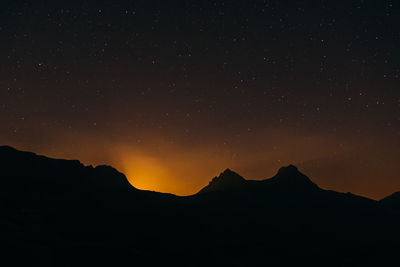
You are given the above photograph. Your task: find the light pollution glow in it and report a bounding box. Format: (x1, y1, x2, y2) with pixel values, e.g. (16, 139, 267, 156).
(2, 127, 399, 199)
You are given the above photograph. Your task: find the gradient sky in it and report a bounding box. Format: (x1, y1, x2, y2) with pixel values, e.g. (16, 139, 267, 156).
(1, 1, 399, 199)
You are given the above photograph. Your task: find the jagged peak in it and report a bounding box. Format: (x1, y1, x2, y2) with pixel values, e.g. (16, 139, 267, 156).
(220, 168, 241, 176)
(214, 168, 245, 182)
(197, 168, 246, 194)
(222, 168, 233, 173)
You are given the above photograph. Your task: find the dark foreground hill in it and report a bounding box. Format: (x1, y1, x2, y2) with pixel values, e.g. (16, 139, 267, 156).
(1, 146, 400, 266)
(380, 192, 400, 210)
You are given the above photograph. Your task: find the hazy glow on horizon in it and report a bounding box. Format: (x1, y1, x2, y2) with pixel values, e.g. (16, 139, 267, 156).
(3, 127, 399, 199)
(1, 2, 399, 200)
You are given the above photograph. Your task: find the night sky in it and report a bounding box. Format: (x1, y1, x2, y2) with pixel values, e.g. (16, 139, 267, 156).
(1, 1, 399, 199)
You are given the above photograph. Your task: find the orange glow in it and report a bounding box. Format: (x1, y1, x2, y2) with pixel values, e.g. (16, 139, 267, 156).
(112, 145, 231, 196)
(120, 154, 171, 192)
(4, 129, 400, 199)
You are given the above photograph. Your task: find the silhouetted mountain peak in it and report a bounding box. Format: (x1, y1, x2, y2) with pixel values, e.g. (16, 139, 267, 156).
(197, 168, 246, 194)
(271, 164, 318, 189)
(277, 164, 299, 174)
(221, 168, 237, 176)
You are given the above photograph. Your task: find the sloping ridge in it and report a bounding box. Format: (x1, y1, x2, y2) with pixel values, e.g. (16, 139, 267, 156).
(380, 191, 400, 210)
(0, 145, 136, 203)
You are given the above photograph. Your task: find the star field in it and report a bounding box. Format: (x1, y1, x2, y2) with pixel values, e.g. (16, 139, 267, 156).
(1, 1, 399, 198)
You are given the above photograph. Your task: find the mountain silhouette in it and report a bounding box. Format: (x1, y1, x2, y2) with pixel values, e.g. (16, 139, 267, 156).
(380, 191, 400, 210)
(197, 168, 246, 193)
(197, 165, 317, 194)
(1, 145, 400, 266)
(195, 163, 373, 212)
(272, 164, 318, 187)
(0, 145, 137, 208)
